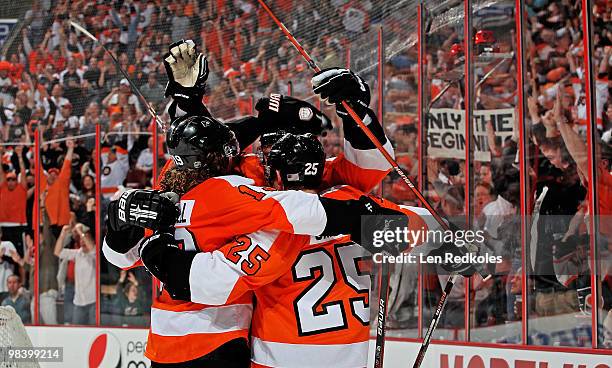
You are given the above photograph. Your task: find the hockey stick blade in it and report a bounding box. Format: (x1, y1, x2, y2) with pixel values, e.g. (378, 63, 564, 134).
(69, 21, 98, 43)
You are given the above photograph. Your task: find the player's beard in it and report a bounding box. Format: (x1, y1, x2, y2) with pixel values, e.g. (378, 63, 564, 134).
(159, 153, 231, 196)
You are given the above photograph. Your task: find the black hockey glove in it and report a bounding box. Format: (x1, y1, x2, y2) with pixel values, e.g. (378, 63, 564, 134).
(312, 67, 370, 116)
(139, 232, 196, 300)
(428, 222, 479, 277)
(312, 68, 387, 149)
(255, 95, 332, 145)
(107, 190, 180, 232)
(164, 39, 209, 104)
(319, 195, 409, 256)
(104, 218, 145, 254)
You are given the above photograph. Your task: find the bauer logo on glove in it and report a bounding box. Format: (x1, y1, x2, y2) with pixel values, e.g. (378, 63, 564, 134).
(108, 189, 180, 232)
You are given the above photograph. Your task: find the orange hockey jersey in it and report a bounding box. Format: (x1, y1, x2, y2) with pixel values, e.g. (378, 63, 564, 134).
(103, 175, 327, 363)
(185, 185, 439, 368)
(102, 134, 394, 363)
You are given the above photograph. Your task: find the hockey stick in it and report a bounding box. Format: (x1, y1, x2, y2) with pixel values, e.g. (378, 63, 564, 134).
(374, 259, 391, 368)
(255, 2, 489, 367)
(70, 21, 166, 131)
(412, 273, 458, 368)
(256, 0, 449, 233)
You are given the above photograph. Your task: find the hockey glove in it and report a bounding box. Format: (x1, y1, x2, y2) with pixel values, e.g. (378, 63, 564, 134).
(139, 232, 196, 300)
(104, 217, 145, 254)
(319, 195, 409, 256)
(255, 95, 332, 145)
(312, 68, 370, 117)
(107, 190, 180, 232)
(352, 196, 409, 256)
(429, 241, 478, 277)
(164, 39, 209, 103)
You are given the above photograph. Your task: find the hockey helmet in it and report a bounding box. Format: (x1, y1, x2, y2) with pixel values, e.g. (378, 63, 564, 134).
(166, 115, 240, 170)
(267, 133, 326, 189)
(257, 96, 332, 147)
(475, 30, 495, 45)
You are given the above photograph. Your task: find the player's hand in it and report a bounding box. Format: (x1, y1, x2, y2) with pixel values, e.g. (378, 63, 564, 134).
(352, 196, 409, 256)
(139, 232, 178, 280)
(255, 95, 332, 142)
(312, 67, 370, 109)
(107, 189, 180, 232)
(139, 231, 195, 301)
(430, 241, 478, 277)
(163, 39, 209, 100)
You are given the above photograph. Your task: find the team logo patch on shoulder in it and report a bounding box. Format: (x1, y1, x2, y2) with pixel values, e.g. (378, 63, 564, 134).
(299, 107, 313, 121)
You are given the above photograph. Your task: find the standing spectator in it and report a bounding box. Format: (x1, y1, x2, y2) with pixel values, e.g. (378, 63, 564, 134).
(41, 139, 74, 237)
(0, 146, 28, 260)
(0, 61, 15, 107)
(171, 7, 190, 41)
(102, 79, 142, 116)
(59, 59, 84, 108)
(113, 270, 145, 319)
(0, 239, 20, 301)
(53, 222, 95, 325)
(45, 84, 69, 126)
(135, 136, 154, 174)
(54, 102, 79, 136)
(101, 144, 129, 199)
(140, 73, 165, 107)
(1, 275, 31, 324)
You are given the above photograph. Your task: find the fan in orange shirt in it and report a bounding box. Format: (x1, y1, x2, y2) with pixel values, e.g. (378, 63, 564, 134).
(0, 145, 28, 257)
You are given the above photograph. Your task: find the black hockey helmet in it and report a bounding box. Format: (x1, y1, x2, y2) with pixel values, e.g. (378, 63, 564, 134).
(256, 95, 332, 147)
(166, 115, 240, 170)
(267, 133, 326, 189)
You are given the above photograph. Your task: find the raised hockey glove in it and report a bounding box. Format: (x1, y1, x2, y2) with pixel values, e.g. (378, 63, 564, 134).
(312, 68, 370, 117)
(164, 39, 209, 103)
(107, 190, 180, 232)
(139, 232, 196, 300)
(255, 95, 332, 145)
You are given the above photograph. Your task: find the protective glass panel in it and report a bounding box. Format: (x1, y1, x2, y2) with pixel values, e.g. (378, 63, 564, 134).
(37, 125, 97, 326)
(422, 0, 467, 341)
(469, 0, 521, 343)
(99, 127, 152, 328)
(0, 134, 34, 325)
(590, 0, 612, 350)
(523, 0, 593, 347)
(381, 4, 420, 338)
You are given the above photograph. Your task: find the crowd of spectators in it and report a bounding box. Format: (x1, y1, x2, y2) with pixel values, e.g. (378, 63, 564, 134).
(0, 0, 378, 327)
(380, 0, 611, 346)
(0, 0, 609, 347)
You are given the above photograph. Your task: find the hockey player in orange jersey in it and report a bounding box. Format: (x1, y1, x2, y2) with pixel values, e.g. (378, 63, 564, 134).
(139, 133, 478, 368)
(103, 40, 400, 367)
(159, 40, 395, 195)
